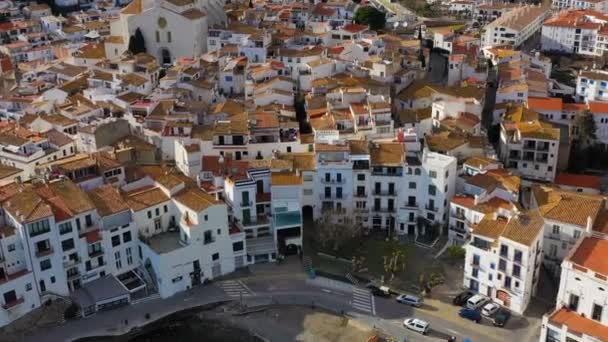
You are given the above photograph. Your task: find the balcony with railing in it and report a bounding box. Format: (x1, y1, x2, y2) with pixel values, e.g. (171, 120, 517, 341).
(353, 192, 367, 198)
(450, 225, 467, 234)
(453, 211, 465, 220)
(373, 190, 397, 197)
(2, 297, 24, 310)
(238, 214, 270, 227)
(66, 269, 80, 280)
(320, 178, 346, 184)
(240, 200, 253, 208)
(401, 202, 418, 210)
(373, 207, 396, 213)
(35, 247, 53, 258)
(63, 256, 80, 268)
(88, 248, 103, 258)
(425, 204, 438, 212)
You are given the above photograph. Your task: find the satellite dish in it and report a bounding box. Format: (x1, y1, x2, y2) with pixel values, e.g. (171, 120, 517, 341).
(402, 22, 408, 28)
(393, 22, 399, 29)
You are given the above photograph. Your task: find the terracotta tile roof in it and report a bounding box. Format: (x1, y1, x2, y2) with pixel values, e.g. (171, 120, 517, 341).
(36, 180, 95, 219)
(555, 173, 601, 191)
(124, 186, 170, 211)
(4, 189, 53, 223)
(0, 164, 22, 180)
(174, 187, 219, 212)
(533, 185, 605, 227)
(464, 156, 498, 169)
(121, 0, 143, 14)
(370, 142, 404, 166)
(550, 307, 608, 342)
(277, 152, 315, 171)
(87, 185, 130, 217)
(570, 236, 608, 275)
(501, 211, 543, 246)
(452, 195, 475, 208)
(472, 217, 508, 240)
(271, 171, 302, 186)
(349, 140, 369, 155)
(315, 142, 349, 152)
(342, 24, 368, 33)
(527, 97, 562, 112)
(588, 101, 608, 114)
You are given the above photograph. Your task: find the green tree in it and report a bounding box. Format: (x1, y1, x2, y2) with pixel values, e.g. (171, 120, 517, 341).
(354, 6, 386, 31)
(128, 28, 147, 55)
(446, 245, 466, 264)
(575, 109, 597, 148)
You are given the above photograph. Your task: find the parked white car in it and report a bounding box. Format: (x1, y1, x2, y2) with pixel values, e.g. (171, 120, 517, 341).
(481, 302, 500, 317)
(466, 294, 489, 310)
(403, 318, 430, 335)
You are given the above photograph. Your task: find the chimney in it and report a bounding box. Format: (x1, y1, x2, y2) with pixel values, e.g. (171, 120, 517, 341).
(586, 215, 593, 234)
(473, 194, 479, 205)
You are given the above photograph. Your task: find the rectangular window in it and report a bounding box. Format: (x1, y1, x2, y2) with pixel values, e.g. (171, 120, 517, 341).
(428, 185, 436, 196)
(164, 205, 168, 213)
(233, 241, 244, 252)
(569, 294, 579, 311)
(409, 182, 416, 189)
(429, 170, 437, 178)
(40, 259, 51, 271)
(512, 264, 521, 278)
(498, 259, 506, 271)
(155, 208, 160, 216)
(212, 252, 219, 261)
(85, 215, 92, 227)
(147, 211, 152, 219)
(593, 304, 603, 321)
(59, 222, 73, 235)
(552, 225, 560, 234)
(167, 31, 172, 43)
(357, 174, 365, 181)
(123, 231, 132, 243)
(156, 30, 159, 42)
(61, 238, 74, 252)
(126, 247, 133, 265)
(28, 220, 50, 237)
(115, 251, 122, 270)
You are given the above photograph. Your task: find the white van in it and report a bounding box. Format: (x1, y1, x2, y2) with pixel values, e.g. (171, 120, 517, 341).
(466, 294, 489, 310)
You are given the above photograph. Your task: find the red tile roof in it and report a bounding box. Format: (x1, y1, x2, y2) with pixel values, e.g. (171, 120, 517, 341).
(342, 24, 368, 33)
(550, 307, 608, 342)
(452, 195, 475, 208)
(527, 97, 562, 111)
(555, 173, 601, 190)
(569, 236, 608, 276)
(589, 101, 608, 114)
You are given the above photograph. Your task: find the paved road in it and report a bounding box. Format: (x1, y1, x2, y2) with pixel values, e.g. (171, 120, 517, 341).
(22, 261, 542, 342)
(240, 274, 538, 342)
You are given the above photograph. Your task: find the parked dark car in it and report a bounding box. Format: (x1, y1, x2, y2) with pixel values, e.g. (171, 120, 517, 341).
(493, 308, 511, 327)
(367, 285, 391, 297)
(459, 308, 481, 323)
(452, 291, 474, 306)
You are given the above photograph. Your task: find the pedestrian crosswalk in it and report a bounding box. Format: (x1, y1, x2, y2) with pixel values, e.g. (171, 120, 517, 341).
(217, 280, 254, 298)
(352, 287, 375, 315)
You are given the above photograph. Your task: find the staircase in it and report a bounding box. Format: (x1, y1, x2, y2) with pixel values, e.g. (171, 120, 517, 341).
(346, 273, 359, 286)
